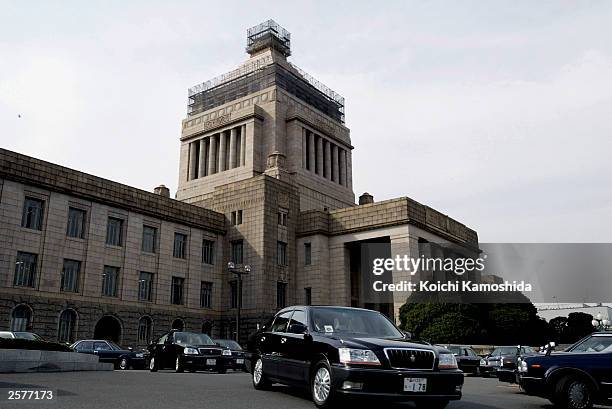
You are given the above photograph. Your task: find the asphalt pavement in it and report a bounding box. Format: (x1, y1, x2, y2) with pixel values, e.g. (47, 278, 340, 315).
(0, 370, 607, 409)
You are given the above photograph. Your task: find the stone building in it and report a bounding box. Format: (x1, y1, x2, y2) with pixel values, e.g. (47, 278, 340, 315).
(0, 20, 478, 347)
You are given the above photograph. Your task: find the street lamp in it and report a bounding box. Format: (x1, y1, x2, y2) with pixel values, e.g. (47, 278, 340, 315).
(228, 262, 251, 343)
(591, 313, 611, 332)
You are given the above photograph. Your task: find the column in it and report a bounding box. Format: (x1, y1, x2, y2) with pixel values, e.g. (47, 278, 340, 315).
(188, 142, 197, 180)
(219, 130, 227, 172)
(302, 128, 307, 170)
(324, 140, 331, 180)
(332, 144, 339, 183)
(208, 134, 217, 175)
(308, 131, 315, 173)
(229, 127, 237, 169)
(339, 148, 346, 186)
(316, 135, 324, 176)
(198, 138, 207, 177)
(240, 124, 246, 166)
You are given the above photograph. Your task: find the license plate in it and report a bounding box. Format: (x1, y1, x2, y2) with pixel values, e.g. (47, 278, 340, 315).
(206, 359, 216, 366)
(236, 359, 244, 364)
(404, 378, 427, 392)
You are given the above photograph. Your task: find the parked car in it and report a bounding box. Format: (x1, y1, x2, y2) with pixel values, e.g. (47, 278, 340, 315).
(479, 345, 531, 379)
(148, 331, 231, 373)
(71, 339, 146, 370)
(246, 306, 463, 408)
(518, 332, 612, 409)
(215, 339, 247, 371)
(0, 331, 45, 341)
(439, 345, 481, 375)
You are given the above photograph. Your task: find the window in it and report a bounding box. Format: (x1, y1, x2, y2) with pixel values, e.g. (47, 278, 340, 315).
(142, 226, 157, 253)
(94, 341, 111, 351)
(14, 252, 37, 287)
(66, 207, 86, 238)
(21, 197, 44, 230)
(271, 310, 292, 333)
(138, 272, 153, 302)
(202, 239, 214, 264)
(74, 340, 93, 353)
(61, 259, 80, 293)
(11, 305, 31, 331)
(231, 240, 243, 264)
(200, 281, 213, 308)
(58, 309, 77, 343)
(277, 241, 287, 266)
(105, 217, 123, 246)
(305, 287, 312, 306)
(171, 277, 184, 305)
(288, 310, 307, 333)
(138, 316, 152, 344)
(101, 266, 119, 297)
(277, 282, 287, 309)
(231, 210, 243, 225)
(173, 233, 187, 259)
(278, 210, 288, 226)
(230, 280, 238, 309)
(304, 243, 312, 266)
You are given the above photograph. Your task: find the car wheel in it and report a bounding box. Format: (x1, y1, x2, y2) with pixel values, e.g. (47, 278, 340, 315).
(252, 358, 271, 390)
(554, 376, 593, 409)
(149, 356, 158, 372)
(311, 360, 335, 408)
(416, 399, 449, 409)
(118, 357, 129, 370)
(175, 356, 184, 373)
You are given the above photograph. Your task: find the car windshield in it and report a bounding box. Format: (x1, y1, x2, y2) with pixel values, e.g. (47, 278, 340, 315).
(492, 347, 518, 356)
(174, 332, 215, 346)
(14, 332, 42, 341)
(447, 346, 463, 355)
(215, 340, 241, 350)
(568, 335, 612, 353)
(310, 307, 403, 339)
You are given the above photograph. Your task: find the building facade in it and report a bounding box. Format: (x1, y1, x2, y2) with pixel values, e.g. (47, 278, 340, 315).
(0, 20, 478, 347)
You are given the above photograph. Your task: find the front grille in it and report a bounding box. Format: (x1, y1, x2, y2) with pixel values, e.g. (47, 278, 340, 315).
(198, 348, 220, 355)
(384, 348, 435, 370)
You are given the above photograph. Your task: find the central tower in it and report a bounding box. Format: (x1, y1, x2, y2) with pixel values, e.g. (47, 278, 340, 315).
(176, 20, 355, 211)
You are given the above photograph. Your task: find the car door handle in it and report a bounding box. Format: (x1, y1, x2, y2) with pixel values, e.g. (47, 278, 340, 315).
(281, 337, 287, 344)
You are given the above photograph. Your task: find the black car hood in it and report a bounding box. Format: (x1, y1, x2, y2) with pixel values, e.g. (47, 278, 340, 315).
(320, 335, 435, 351)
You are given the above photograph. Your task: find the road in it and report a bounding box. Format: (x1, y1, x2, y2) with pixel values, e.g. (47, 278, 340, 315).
(0, 371, 607, 409)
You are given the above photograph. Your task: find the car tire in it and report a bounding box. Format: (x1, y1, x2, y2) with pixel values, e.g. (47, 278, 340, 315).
(175, 356, 184, 373)
(118, 357, 129, 370)
(416, 399, 449, 409)
(553, 375, 594, 409)
(149, 356, 158, 372)
(311, 360, 336, 408)
(252, 357, 271, 390)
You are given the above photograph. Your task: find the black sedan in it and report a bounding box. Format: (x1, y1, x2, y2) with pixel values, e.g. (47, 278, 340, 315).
(148, 331, 231, 373)
(246, 306, 463, 408)
(519, 332, 612, 409)
(441, 345, 481, 375)
(215, 339, 247, 371)
(71, 339, 146, 369)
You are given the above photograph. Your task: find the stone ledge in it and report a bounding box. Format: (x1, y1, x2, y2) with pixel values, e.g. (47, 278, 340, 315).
(0, 349, 114, 373)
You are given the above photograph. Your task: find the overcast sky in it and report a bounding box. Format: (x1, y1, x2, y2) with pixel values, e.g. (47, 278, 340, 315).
(1, 1, 611, 243)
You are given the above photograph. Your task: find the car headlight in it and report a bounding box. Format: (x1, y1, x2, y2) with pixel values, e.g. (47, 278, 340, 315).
(183, 347, 199, 355)
(479, 358, 486, 366)
(518, 360, 528, 373)
(222, 349, 232, 356)
(338, 348, 381, 365)
(438, 353, 458, 369)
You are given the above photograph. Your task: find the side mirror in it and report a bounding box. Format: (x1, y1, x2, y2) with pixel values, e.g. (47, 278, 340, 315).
(402, 331, 412, 340)
(128, 347, 133, 351)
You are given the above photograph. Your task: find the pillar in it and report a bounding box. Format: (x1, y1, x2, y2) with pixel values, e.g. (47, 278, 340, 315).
(229, 127, 237, 169)
(339, 148, 346, 186)
(188, 142, 197, 180)
(332, 144, 339, 183)
(316, 135, 324, 176)
(219, 130, 227, 172)
(324, 140, 331, 180)
(208, 135, 217, 175)
(308, 131, 315, 173)
(241, 124, 246, 166)
(199, 138, 207, 177)
(302, 128, 308, 170)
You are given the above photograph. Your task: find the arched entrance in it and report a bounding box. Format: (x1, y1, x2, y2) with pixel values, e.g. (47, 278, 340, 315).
(94, 315, 122, 343)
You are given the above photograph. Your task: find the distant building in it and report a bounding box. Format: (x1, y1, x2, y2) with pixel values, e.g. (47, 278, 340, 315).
(0, 20, 478, 346)
(537, 305, 611, 322)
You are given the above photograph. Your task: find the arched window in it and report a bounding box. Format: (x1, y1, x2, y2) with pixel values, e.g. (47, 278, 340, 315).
(11, 305, 32, 331)
(58, 309, 77, 343)
(138, 316, 153, 344)
(171, 318, 184, 331)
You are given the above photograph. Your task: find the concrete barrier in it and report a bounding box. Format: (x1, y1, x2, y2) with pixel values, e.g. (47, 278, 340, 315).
(0, 349, 114, 373)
